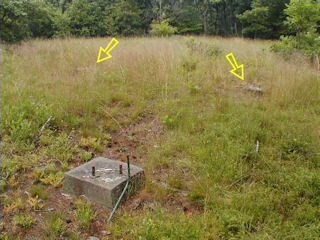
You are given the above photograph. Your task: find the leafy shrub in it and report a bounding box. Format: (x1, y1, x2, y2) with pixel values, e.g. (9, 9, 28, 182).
(299, 32, 320, 58)
(151, 20, 177, 37)
(271, 36, 298, 58)
(206, 44, 223, 57)
(185, 37, 222, 57)
(272, 0, 320, 62)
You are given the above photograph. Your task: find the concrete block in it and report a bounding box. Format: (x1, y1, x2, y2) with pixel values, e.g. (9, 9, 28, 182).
(63, 157, 145, 210)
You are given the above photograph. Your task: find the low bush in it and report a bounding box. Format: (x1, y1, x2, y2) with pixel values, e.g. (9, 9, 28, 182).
(151, 20, 177, 37)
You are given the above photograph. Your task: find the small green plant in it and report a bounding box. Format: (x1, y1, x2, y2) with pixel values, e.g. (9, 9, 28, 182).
(30, 184, 48, 200)
(151, 20, 176, 37)
(0, 180, 6, 191)
(46, 212, 67, 238)
(74, 199, 97, 231)
(186, 82, 201, 94)
(162, 111, 181, 129)
(2, 99, 53, 144)
(79, 137, 104, 153)
(40, 171, 64, 187)
(79, 151, 93, 162)
(281, 137, 311, 161)
(4, 196, 25, 213)
(168, 175, 184, 190)
(0, 233, 8, 240)
(206, 44, 222, 57)
(32, 169, 46, 181)
(27, 195, 44, 210)
(181, 58, 197, 72)
(48, 133, 76, 164)
(31, 165, 64, 187)
(13, 214, 34, 228)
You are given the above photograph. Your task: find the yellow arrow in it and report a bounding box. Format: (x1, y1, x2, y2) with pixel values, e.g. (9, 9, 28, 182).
(97, 38, 119, 63)
(226, 53, 244, 80)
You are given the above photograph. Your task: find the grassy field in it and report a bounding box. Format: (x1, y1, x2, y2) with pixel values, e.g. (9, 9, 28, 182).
(1, 36, 320, 240)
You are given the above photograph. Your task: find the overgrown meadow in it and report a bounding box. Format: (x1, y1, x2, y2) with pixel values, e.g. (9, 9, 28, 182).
(1, 37, 320, 239)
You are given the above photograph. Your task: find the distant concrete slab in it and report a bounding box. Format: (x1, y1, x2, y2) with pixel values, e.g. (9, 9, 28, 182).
(62, 157, 145, 210)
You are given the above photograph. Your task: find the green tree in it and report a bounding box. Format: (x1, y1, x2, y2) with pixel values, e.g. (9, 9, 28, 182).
(0, 0, 29, 42)
(105, 0, 146, 36)
(51, 9, 71, 38)
(272, 0, 320, 69)
(285, 0, 320, 46)
(26, 1, 57, 38)
(238, 3, 270, 38)
(0, 0, 62, 42)
(66, 0, 107, 37)
(239, 0, 290, 39)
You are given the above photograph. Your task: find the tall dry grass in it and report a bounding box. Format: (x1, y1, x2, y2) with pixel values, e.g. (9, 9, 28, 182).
(2, 36, 320, 239)
(3, 37, 319, 123)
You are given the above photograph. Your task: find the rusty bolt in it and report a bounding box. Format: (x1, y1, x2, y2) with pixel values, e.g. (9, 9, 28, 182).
(92, 166, 95, 176)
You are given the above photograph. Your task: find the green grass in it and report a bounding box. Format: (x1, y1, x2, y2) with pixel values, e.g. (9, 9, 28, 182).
(73, 199, 97, 231)
(1, 37, 320, 239)
(45, 212, 67, 239)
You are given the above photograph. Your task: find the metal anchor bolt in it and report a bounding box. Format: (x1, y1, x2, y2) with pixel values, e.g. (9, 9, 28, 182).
(92, 165, 95, 177)
(119, 164, 123, 174)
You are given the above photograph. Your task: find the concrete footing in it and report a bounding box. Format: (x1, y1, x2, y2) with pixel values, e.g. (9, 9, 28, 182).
(62, 157, 145, 210)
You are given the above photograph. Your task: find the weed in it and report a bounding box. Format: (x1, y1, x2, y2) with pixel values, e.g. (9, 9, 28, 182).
(40, 171, 64, 187)
(32, 169, 46, 181)
(162, 111, 181, 129)
(13, 214, 34, 228)
(79, 151, 93, 162)
(181, 58, 197, 72)
(2, 99, 53, 144)
(29, 184, 48, 200)
(32, 165, 64, 187)
(27, 195, 45, 210)
(47, 133, 76, 167)
(111, 207, 206, 239)
(168, 175, 184, 190)
(45, 212, 67, 238)
(0, 180, 6, 191)
(79, 137, 104, 153)
(3, 196, 25, 213)
(73, 199, 97, 231)
(186, 82, 201, 94)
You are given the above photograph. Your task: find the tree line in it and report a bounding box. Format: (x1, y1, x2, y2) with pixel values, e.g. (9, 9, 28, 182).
(1, 0, 319, 53)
